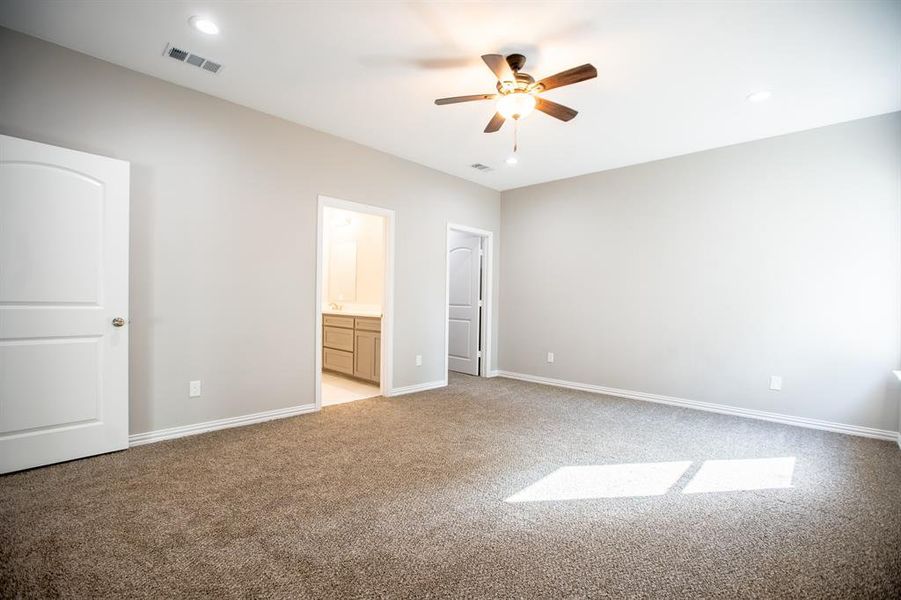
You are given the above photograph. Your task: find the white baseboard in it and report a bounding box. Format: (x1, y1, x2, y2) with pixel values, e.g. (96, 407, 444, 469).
(387, 379, 446, 397)
(486, 369, 499, 378)
(497, 370, 899, 442)
(129, 403, 318, 447)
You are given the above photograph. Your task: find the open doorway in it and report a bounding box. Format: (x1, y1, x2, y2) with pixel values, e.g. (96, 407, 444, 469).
(446, 224, 493, 379)
(316, 196, 395, 407)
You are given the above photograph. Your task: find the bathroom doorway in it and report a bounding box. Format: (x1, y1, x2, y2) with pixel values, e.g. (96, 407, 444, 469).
(315, 196, 394, 407)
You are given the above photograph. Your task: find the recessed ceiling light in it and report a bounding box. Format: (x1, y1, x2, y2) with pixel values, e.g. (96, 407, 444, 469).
(746, 90, 772, 103)
(189, 16, 219, 35)
(506, 156, 518, 165)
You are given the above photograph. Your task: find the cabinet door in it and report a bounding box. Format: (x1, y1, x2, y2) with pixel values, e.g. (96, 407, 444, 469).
(354, 330, 377, 381)
(373, 334, 381, 384)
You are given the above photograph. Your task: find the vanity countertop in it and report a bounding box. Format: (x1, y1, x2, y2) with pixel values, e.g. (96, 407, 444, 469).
(323, 309, 382, 318)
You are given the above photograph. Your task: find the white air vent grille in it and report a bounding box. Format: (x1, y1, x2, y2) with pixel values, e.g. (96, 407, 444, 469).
(470, 163, 493, 172)
(163, 43, 223, 74)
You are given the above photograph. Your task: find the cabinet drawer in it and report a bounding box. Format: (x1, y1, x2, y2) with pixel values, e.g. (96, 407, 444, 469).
(323, 314, 355, 329)
(323, 347, 354, 376)
(323, 326, 354, 351)
(355, 317, 381, 332)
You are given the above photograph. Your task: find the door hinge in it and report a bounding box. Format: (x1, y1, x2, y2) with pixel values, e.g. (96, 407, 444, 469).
(479, 249, 484, 256)
(478, 300, 483, 307)
(477, 351, 482, 358)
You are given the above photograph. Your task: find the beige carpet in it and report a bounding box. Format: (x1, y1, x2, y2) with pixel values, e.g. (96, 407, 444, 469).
(2, 374, 900, 598)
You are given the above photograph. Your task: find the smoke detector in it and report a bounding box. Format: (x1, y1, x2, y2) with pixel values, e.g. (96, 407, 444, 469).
(163, 43, 222, 74)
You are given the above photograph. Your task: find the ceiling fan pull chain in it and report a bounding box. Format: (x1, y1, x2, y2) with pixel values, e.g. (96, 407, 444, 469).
(513, 119, 519, 154)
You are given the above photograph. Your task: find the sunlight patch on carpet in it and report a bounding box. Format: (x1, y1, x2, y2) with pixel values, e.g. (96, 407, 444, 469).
(506, 457, 796, 502)
(505, 462, 692, 502)
(681, 457, 795, 494)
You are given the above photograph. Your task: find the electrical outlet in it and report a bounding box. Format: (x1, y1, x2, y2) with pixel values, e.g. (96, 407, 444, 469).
(547, 352, 555, 363)
(415, 354, 422, 367)
(769, 376, 782, 391)
(189, 380, 202, 397)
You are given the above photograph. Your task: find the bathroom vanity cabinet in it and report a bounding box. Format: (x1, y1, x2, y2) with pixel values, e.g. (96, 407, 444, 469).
(322, 313, 381, 383)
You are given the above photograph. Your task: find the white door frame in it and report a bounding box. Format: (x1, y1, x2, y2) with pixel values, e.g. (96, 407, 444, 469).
(445, 223, 494, 380)
(315, 195, 395, 409)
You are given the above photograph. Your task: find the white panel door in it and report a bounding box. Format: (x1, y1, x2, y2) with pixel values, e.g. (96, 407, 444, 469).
(0, 135, 129, 473)
(448, 232, 481, 375)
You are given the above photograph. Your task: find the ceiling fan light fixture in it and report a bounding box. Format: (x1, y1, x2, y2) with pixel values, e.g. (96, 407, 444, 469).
(497, 92, 536, 120)
(433, 53, 596, 133)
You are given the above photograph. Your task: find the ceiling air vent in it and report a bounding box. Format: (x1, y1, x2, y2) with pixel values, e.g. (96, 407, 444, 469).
(163, 43, 223, 74)
(167, 46, 189, 61)
(470, 163, 493, 172)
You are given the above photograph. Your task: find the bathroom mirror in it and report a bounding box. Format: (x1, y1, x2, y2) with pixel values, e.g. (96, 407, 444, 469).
(328, 240, 357, 302)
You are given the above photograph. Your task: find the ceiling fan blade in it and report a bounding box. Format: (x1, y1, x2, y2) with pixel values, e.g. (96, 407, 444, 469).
(536, 64, 597, 92)
(535, 97, 578, 122)
(434, 94, 497, 105)
(484, 112, 505, 133)
(481, 54, 515, 83)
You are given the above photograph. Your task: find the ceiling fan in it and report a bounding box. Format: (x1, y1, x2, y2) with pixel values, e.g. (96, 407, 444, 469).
(434, 53, 597, 133)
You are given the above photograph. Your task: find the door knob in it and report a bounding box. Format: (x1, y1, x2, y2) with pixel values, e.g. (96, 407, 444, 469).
(112, 317, 126, 327)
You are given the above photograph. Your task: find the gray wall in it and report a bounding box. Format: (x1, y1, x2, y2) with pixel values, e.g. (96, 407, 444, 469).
(0, 28, 501, 435)
(500, 112, 901, 432)
(4, 26, 898, 437)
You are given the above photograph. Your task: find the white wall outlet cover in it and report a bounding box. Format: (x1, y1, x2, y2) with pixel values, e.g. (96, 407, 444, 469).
(415, 354, 422, 366)
(547, 352, 555, 363)
(189, 380, 202, 397)
(769, 376, 783, 391)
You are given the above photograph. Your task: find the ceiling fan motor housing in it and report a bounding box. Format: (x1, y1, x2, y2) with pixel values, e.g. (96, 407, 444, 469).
(506, 53, 527, 72)
(496, 72, 535, 94)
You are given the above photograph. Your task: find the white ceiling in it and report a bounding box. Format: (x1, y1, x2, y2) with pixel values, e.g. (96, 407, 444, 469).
(1, 1, 899, 191)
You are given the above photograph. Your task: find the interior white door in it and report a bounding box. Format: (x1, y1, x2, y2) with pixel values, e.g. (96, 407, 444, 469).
(448, 231, 481, 376)
(0, 135, 130, 474)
